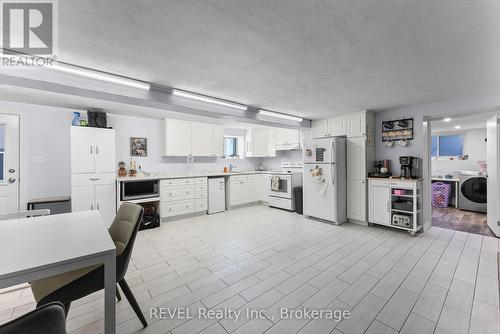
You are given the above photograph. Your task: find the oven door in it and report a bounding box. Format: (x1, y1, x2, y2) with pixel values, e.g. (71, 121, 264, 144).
(268, 174, 292, 199)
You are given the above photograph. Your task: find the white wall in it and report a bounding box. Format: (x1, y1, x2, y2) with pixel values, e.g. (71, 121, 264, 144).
(431, 128, 487, 176)
(261, 150, 302, 170)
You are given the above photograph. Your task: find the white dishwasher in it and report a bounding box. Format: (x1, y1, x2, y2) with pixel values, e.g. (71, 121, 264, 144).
(208, 177, 226, 214)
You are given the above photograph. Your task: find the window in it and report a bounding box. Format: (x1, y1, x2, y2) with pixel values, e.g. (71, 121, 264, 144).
(431, 134, 463, 157)
(224, 137, 238, 157)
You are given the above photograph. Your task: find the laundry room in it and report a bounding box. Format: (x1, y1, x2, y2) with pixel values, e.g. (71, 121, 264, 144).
(430, 113, 492, 236)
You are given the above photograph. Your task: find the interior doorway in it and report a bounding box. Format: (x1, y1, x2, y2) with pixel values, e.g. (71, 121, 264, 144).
(428, 113, 495, 237)
(0, 114, 20, 213)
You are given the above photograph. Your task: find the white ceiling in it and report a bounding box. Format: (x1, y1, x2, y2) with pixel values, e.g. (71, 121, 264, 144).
(431, 113, 491, 132)
(9, 1, 500, 119)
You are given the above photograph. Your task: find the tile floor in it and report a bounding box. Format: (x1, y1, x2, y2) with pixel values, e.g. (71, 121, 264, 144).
(0, 205, 498, 334)
(432, 207, 494, 237)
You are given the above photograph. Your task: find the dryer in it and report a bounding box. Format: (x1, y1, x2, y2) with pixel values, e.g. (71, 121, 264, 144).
(458, 171, 487, 213)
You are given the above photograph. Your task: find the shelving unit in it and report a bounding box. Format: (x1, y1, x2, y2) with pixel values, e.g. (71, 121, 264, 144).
(368, 178, 423, 235)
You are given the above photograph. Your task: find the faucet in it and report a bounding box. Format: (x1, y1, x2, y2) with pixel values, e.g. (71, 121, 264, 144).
(229, 164, 236, 172)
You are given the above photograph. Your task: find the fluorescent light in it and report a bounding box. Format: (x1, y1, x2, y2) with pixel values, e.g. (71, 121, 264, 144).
(51, 63, 150, 90)
(258, 109, 303, 122)
(454, 125, 461, 129)
(443, 117, 452, 122)
(172, 89, 247, 110)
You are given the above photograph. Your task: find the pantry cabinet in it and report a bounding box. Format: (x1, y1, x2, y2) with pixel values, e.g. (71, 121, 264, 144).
(71, 127, 116, 227)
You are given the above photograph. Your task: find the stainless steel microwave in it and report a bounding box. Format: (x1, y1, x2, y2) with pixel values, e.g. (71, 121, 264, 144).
(121, 179, 159, 201)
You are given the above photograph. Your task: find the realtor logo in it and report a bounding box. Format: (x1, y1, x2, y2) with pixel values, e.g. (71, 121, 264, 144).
(1, 1, 56, 55)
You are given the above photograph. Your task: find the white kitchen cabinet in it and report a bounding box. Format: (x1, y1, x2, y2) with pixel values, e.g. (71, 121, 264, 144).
(162, 119, 192, 156)
(347, 179, 366, 222)
(95, 184, 116, 226)
(71, 127, 116, 227)
(328, 117, 347, 136)
(246, 128, 275, 157)
(159, 177, 207, 218)
(312, 119, 328, 138)
(228, 174, 266, 206)
(71, 127, 115, 174)
(368, 184, 391, 225)
(347, 112, 366, 137)
(71, 185, 94, 212)
(212, 126, 224, 157)
(191, 122, 213, 157)
(275, 128, 300, 149)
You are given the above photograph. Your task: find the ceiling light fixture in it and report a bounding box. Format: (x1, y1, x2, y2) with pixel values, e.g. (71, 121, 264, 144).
(258, 109, 303, 122)
(454, 125, 461, 129)
(443, 117, 452, 122)
(172, 89, 247, 110)
(51, 62, 151, 90)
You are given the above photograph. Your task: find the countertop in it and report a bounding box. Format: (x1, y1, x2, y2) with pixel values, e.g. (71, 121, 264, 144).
(367, 177, 424, 182)
(116, 170, 288, 181)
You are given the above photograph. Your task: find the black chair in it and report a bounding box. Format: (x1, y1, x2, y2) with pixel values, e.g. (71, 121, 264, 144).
(0, 302, 67, 334)
(30, 203, 148, 327)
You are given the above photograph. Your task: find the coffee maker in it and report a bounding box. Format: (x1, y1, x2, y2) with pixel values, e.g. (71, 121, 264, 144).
(399, 156, 420, 179)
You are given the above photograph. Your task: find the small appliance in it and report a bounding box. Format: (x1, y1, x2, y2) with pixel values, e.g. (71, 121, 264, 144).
(208, 177, 226, 214)
(392, 214, 412, 228)
(399, 156, 420, 179)
(121, 179, 159, 201)
(87, 111, 108, 128)
(368, 160, 392, 178)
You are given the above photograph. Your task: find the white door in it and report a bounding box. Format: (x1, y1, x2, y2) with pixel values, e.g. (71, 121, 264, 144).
(486, 114, 500, 236)
(369, 185, 390, 225)
(347, 138, 366, 180)
(347, 179, 366, 221)
(212, 126, 224, 157)
(191, 122, 213, 156)
(71, 185, 94, 212)
(0, 114, 19, 213)
(252, 129, 269, 157)
(229, 179, 242, 206)
(71, 127, 95, 173)
(94, 129, 115, 173)
(95, 184, 116, 227)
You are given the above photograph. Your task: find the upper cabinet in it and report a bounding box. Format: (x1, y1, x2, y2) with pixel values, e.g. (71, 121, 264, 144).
(311, 111, 373, 139)
(71, 127, 115, 174)
(246, 128, 276, 157)
(162, 119, 223, 157)
(275, 128, 300, 150)
(163, 119, 192, 156)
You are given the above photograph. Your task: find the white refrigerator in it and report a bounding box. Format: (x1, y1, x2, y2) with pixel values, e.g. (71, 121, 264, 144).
(303, 137, 346, 224)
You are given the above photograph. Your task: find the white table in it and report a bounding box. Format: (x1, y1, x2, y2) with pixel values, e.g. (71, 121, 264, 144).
(0, 211, 116, 333)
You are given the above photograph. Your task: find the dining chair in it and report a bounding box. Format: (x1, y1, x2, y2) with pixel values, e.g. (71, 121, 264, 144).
(30, 202, 148, 327)
(0, 302, 67, 334)
(0, 209, 50, 221)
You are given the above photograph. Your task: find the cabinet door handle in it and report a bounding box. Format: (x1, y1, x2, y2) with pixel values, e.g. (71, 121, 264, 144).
(96, 203, 99, 210)
(96, 146, 99, 155)
(90, 146, 93, 154)
(89, 178, 100, 181)
(387, 201, 390, 212)
(91, 204, 94, 210)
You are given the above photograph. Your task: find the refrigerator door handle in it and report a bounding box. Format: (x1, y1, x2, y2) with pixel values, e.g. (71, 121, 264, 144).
(331, 163, 335, 187)
(330, 139, 335, 163)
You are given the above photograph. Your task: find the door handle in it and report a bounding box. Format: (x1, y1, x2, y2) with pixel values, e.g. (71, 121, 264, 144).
(8, 177, 16, 183)
(90, 146, 93, 154)
(8, 169, 15, 173)
(89, 178, 100, 181)
(96, 203, 99, 210)
(96, 146, 99, 155)
(91, 204, 94, 210)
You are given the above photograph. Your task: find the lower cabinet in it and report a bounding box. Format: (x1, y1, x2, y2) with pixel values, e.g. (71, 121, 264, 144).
(228, 174, 266, 206)
(160, 177, 207, 218)
(71, 173, 116, 227)
(368, 184, 391, 225)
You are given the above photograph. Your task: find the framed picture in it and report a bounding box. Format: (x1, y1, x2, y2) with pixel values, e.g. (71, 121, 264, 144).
(130, 137, 147, 156)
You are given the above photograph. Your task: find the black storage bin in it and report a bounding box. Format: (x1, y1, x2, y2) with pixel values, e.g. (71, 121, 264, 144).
(294, 186, 303, 214)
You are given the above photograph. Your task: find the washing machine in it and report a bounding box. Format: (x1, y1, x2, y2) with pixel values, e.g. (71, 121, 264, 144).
(458, 171, 487, 213)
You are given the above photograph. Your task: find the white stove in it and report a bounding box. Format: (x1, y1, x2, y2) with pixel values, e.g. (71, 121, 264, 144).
(267, 162, 303, 211)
